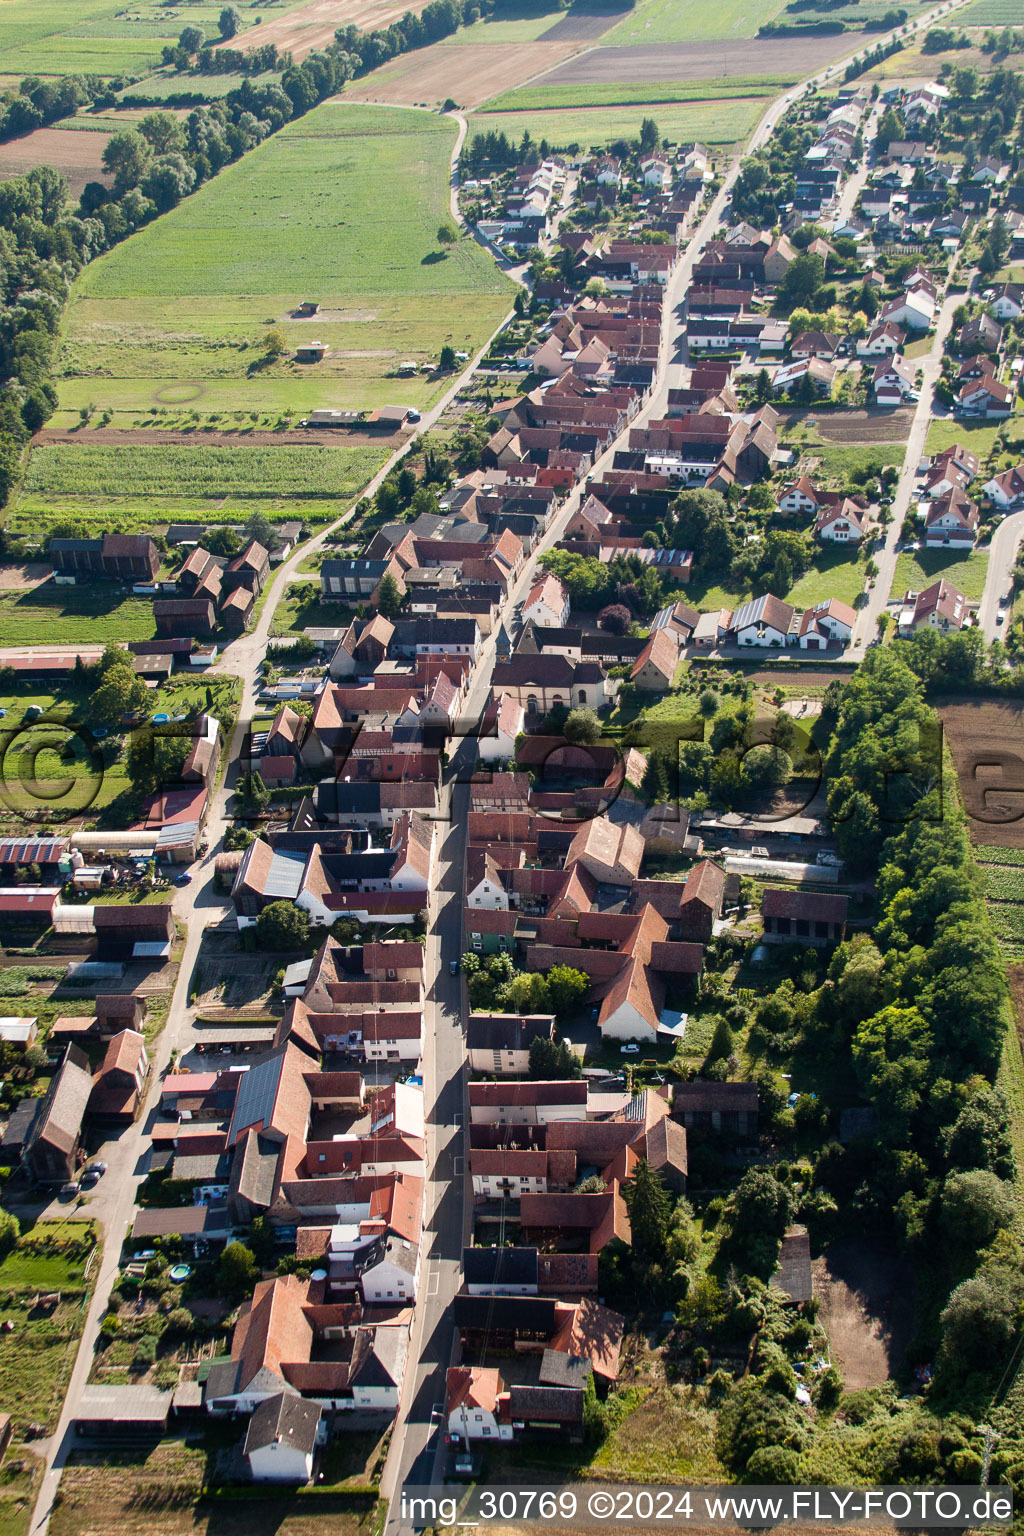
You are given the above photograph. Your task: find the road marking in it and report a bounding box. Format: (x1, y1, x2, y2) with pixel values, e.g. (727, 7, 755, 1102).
(452, 1111, 462, 1126)
(428, 1268, 440, 1296)
(453, 1155, 463, 1175)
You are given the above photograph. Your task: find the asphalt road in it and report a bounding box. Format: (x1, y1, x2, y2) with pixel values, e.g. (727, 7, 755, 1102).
(851, 286, 966, 656)
(979, 509, 1024, 642)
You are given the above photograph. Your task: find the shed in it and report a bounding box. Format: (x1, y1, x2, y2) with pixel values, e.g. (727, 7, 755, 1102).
(76, 1384, 172, 1440)
(771, 1226, 813, 1304)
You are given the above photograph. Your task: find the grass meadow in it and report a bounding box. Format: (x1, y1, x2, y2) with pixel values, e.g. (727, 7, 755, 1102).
(892, 545, 990, 602)
(478, 76, 791, 112)
(466, 96, 764, 150)
(603, 0, 789, 45)
(0, 0, 250, 76)
(58, 104, 513, 429)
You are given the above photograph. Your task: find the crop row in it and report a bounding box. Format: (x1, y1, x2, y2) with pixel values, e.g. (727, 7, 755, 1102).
(24, 443, 388, 502)
(983, 867, 1024, 902)
(986, 901, 1024, 944)
(976, 844, 1024, 868)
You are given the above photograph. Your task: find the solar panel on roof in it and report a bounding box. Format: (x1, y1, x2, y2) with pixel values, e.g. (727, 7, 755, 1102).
(228, 1052, 284, 1144)
(265, 850, 305, 899)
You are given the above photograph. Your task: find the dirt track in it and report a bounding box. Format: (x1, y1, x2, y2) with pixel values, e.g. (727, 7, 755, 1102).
(31, 426, 405, 449)
(536, 34, 857, 83)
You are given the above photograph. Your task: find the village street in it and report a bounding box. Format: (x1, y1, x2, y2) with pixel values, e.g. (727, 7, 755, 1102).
(850, 284, 965, 655)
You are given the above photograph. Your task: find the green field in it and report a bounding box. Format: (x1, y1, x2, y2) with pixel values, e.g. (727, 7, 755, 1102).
(14, 441, 390, 534)
(58, 104, 514, 429)
(786, 548, 867, 609)
(0, 0, 291, 76)
(958, 0, 1022, 20)
(478, 77, 791, 112)
(925, 419, 1005, 461)
(447, 0, 568, 44)
(893, 546, 990, 601)
(604, 0, 789, 45)
(115, 69, 284, 100)
(0, 587, 158, 647)
(466, 97, 763, 150)
(805, 440, 905, 482)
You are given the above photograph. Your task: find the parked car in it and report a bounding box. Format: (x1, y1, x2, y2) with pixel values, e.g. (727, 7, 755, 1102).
(620, 1043, 640, 1055)
(449, 959, 459, 976)
(59, 1182, 80, 1199)
(174, 872, 192, 886)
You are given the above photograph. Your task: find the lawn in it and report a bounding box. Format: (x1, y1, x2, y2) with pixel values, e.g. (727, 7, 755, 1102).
(925, 419, 1005, 461)
(58, 103, 514, 427)
(478, 76, 789, 111)
(0, 586, 157, 647)
(15, 442, 390, 534)
(603, 0, 789, 45)
(271, 581, 355, 635)
(786, 547, 867, 609)
(892, 545, 990, 601)
(466, 96, 764, 149)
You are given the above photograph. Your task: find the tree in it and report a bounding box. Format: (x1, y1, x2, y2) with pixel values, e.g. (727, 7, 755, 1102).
(563, 708, 600, 746)
(546, 964, 589, 1013)
(178, 23, 205, 52)
(940, 1169, 1014, 1249)
(597, 603, 631, 635)
(219, 1240, 259, 1300)
(436, 222, 456, 246)
(125, 730, 190, 796)
(142, 153, 195, 213)
(91, 648, 148, 730)
(238, 770, 270, 812)
(852, 1005, 932, 1139)
(263, 327, 288, 358)
(255, 900, 311, 951)
(940, 1273, 1018, 1374)
(101, 130, 151, 194)
(218, 4, 242, 37)
(730, 1168, 794, 1238)
(0, 1209, 19, 1263)
(529, 1033, 581, 1079)
(138, 111, 185, 155)
(439, 344, 456, 371)
(699, 689, 720, 718)
(780, 252, 825, 310)
(376, 572, 402, 619)
(622, 1158, 671, 1263)
(244, 510, 276, 550)
(639, 116, 660, 154)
